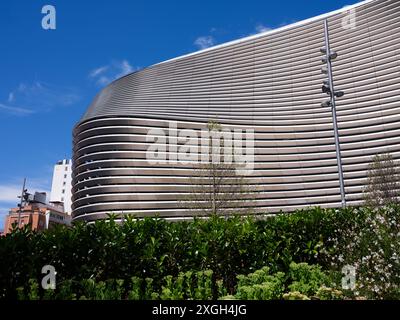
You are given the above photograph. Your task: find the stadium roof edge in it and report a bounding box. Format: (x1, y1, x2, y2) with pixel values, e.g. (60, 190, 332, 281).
(153, 0, 376, 66)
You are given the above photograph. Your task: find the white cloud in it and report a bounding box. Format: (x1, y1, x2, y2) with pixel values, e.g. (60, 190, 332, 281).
(0, 208, 10, 215)
(0, 103, 34, 116)
(2, 81, 80, 115)
(194, 36, 215, 50)
(89, 66, 109, 78)
(0, 185, 23, 202)
(118, 59, 135, 75)
(97, 76, 111, 86)
(0, 207, 11, 231)
(0, 181, 51, 203)
(255, 24, 272, 33)
(89, 60, 138, 86)
(7, 92, 14, 102)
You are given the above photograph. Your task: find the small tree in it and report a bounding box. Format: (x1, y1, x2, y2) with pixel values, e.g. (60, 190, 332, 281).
(364, 153, 400, 207)
(183, 121, 254, 216)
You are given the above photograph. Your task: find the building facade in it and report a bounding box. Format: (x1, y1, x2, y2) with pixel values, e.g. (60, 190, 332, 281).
(72, 0, 400, 222)
(50, 159, 72, 214)
(3, 195, 71, 235)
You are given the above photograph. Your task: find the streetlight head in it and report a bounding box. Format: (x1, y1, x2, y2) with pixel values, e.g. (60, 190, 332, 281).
(335, 91, 345, 98)
(321, 57, 327, 64)
(322, 85, 331, 94)
(330, 51, 338, 59)
(321, 66, 328, 74)
(320, 47, 327, 54)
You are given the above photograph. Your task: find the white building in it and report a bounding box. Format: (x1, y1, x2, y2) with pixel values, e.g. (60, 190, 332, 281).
(50, 159, 72, 214)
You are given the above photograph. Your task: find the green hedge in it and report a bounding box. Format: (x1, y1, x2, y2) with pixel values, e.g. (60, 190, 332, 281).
(1, 206, 399, 299)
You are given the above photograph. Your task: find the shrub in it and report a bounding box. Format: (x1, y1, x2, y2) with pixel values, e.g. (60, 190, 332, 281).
(326, 206, 400, 299)
(1, 206, 399, 299)
(14, 264, 339, 300)
(283, 292, 310, 300)
(315, 286, 343, 300)
(232, 262, 334, 300)
(288, 262, 329, 296)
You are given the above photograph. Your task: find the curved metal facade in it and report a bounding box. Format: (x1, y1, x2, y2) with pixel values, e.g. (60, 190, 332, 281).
(73, 0, 400, 222)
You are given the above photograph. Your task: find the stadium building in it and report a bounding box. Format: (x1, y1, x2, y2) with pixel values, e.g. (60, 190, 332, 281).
(72, 0, 400, 222)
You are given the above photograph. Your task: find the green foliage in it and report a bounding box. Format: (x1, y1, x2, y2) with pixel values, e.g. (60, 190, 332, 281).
(144, 278, 158, 300)
(127, 277, 142, 300)
(315, 286, 343, 300)
(235, 282, 283, 300)
(288, 262, 329, 296)
(327, 206, 400, 299)
(233, 262, 332, 300)
(27, 279, 40, 300)
(1, 206, 400, 300)
(13, 264, 338, 300)
(158, 270, 215, 300)
(56, 280, 77, 300)
(78, 278, 124, 300)
(216, 279, 228, 298)
(282, 292, 310, 300)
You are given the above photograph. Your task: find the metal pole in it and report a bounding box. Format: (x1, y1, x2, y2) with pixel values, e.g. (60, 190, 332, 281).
(324, 19, 346, 207)
(17, 178, 26, 228)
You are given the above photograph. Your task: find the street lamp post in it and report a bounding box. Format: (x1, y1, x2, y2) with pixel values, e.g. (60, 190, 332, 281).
(321, 19, 346, 208)
(17, 178, 27, 228)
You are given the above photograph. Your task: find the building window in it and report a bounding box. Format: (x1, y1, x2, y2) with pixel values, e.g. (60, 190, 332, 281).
(65, 166, 68, 171)
(62, 189, 65, 194)
(64, 174, 67, 178)
(63, 181, 66, 186)
(61, 197, 64, 201)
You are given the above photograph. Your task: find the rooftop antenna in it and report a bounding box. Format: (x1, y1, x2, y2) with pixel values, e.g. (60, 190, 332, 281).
(17, 178, 27, 228)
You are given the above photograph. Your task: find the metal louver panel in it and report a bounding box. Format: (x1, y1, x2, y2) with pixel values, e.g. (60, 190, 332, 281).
(72, 0, 400, 222)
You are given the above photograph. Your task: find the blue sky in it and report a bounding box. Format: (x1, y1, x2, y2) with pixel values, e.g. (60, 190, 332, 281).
(0, 0, 361, 229)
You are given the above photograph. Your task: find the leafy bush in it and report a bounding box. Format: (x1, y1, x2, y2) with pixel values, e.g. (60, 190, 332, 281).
(235, 267, 285, 300)
(231, 262, 334, 300)
(15, 263, 338, 300)
(326, 206, 400, 299)
(282, 292, 310, 300)
(315, 286, 343, 300)
(288, 262, 329, 296)
(1, 206, 399, 299)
